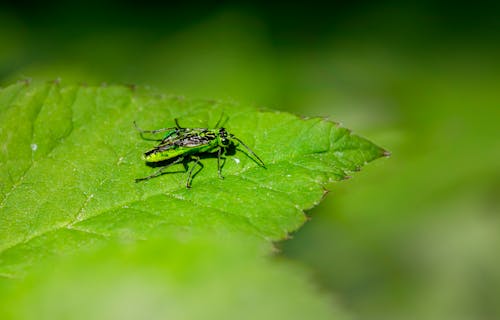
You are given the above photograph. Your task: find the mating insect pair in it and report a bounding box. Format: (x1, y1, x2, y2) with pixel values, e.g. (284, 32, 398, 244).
(134, 115, 266, 188)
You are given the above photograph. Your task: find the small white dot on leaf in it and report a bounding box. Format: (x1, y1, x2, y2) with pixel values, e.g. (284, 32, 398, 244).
(233, 158, 240, 164)
(31, 143, 38, 151)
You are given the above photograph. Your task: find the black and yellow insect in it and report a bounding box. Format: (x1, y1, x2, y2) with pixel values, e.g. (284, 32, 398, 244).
(134, 116, 265, 188)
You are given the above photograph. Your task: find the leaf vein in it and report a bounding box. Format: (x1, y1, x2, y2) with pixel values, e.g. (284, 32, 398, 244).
(163, 193, 268, 240)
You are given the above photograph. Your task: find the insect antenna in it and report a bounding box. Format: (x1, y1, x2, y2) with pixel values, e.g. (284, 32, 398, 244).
(213, 112, 229, 128)
(232, 136, 266, 168)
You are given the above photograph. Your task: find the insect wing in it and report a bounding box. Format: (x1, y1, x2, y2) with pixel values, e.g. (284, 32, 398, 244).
(144, 129, 217, 162)
(174, 129, 217, 147)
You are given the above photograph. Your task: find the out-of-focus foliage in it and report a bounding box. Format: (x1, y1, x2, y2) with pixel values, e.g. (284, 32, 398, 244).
(1, 1, 499, 319)
(1, 234, 347, 320)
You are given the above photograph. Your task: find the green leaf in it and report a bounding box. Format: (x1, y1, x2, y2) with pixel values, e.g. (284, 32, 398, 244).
(0, 81, 387, 278)
(0, 80, 387, 319)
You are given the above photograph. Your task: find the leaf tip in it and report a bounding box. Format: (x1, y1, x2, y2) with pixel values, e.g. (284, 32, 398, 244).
(125, 83, 138, 91)
(50, 77, 61, 85)
(18, 78, 32, 86)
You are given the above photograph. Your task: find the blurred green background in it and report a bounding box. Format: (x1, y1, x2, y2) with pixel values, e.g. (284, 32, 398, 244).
(1, 1, 499, 319)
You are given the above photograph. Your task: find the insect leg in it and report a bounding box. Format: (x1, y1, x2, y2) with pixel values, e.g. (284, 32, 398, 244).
(135, 157, 184, 182)
(133, 121, 177, 135)
(174, 118, 184, 129)
(186, 156, 204, 188)
(217, 147, 225, 179)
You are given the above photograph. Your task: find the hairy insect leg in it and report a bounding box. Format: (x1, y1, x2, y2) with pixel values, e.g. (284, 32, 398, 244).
(217, 147, 225, 179)
(135, 157, 184, 182)
(186, 156, 204, 188)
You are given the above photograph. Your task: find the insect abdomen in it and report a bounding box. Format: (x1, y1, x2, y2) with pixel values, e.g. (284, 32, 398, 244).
(143, 144, 217, 163)
(143, 147, 182, 162)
